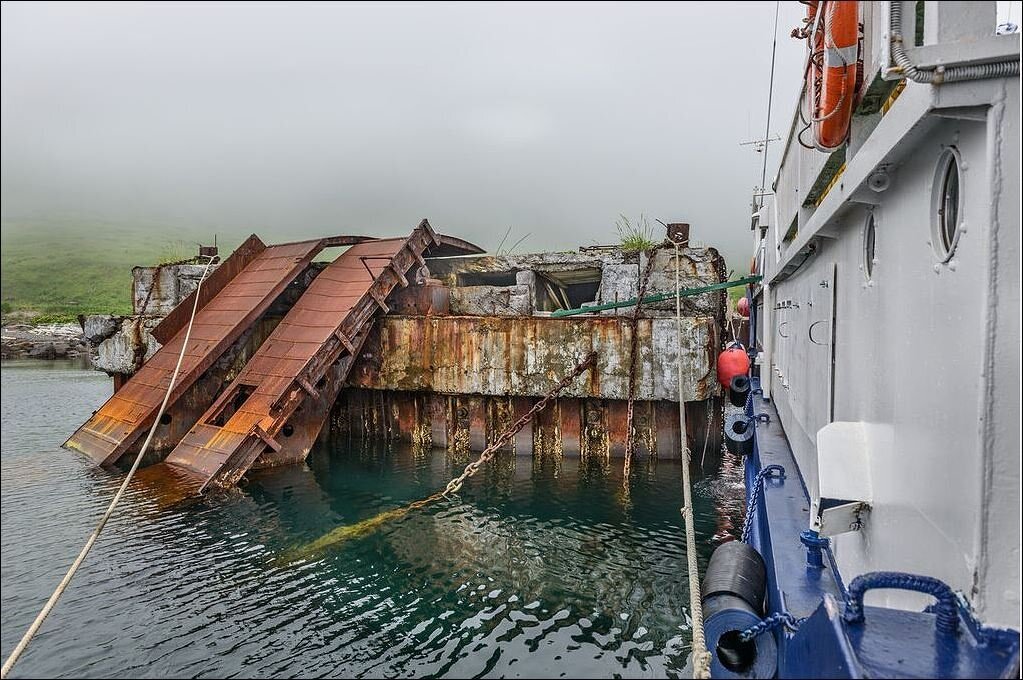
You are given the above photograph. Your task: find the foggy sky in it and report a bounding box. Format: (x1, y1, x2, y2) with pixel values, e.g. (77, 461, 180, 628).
(1, 1, 806, 265)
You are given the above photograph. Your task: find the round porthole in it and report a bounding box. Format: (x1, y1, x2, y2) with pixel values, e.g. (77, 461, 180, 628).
(863, 212, 877, 281)
(931, 147, 964, 262)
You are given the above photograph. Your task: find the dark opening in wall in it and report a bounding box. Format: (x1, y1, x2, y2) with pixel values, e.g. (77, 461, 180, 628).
(537, 268, 602, 312)
(457, 271, 519, 287)
(207, 384, 256, 426)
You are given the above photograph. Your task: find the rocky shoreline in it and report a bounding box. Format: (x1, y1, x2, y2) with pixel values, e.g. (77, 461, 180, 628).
(1, 321, 91, 361)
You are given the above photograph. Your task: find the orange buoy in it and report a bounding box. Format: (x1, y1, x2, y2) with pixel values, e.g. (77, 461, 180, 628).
(717, 344, 751, 390)
(809, 1, 861, 150)
(737, 297, 750, 318)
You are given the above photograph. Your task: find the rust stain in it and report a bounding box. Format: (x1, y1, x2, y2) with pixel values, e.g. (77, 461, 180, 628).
(354, 315, 715, 402)
(162, 223, 440, 490)
(64, 239, 325, 466)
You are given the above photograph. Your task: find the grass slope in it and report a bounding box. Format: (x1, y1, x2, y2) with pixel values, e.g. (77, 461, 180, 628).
(1, 220, 247, 322)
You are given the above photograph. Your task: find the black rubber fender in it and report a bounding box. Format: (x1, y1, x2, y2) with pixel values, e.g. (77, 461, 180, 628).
(729, 374, 751, 407)
(702, 541, 776, 678)
(724, 412, 755, 456)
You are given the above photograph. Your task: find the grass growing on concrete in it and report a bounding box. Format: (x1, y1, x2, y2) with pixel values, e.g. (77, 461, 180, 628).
(615, 214, 659, 253)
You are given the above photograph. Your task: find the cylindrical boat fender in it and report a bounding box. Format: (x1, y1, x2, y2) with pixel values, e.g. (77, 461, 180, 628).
(729, 374, 751, 408)
(724, 412, 755, 456)
(702, 541, 777, 678)
(717, 343, 751, 391)
(737, 296, 750, 318)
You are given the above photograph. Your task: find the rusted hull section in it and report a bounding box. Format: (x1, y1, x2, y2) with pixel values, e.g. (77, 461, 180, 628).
(351, 315, 719, 402)
(64, 239, 328, 466)
(333, 389, 723, 461)
(162, 221, 442, 491)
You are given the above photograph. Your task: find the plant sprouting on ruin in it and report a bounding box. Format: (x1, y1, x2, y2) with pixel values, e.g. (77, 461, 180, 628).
(615, 214, 659, 253)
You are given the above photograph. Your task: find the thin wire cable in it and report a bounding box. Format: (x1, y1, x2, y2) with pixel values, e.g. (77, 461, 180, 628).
(759, 1, 782, 204)
(675, 238, 711, 678)
(1, 255, 217, 679)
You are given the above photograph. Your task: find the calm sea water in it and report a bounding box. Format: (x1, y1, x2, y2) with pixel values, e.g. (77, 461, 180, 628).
(1, 359, 746, 679)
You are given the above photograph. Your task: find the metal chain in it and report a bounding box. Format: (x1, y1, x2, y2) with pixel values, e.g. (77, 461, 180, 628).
(739, 611, 804, 642)
(442, 351, 597, 496)
(137, 264, 164, 317)
(741, 464, 786, 543)
(624, 249, 660, 462)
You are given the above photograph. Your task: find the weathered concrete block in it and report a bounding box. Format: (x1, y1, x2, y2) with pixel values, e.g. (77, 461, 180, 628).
(449, 284, 533, 316)
(82, 314, 123, 344)
(598, 263, 639, 315)
(643, 247, 726, 317)
(93, 317, 162, 375)
(427, 252, 612, 286)
(132, 264, 212, 316)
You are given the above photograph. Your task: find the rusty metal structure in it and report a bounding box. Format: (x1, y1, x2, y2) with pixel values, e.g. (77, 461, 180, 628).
(69, 219, 729, 493)
(161, 226, 440, 491)
(65, 237, 337, 466)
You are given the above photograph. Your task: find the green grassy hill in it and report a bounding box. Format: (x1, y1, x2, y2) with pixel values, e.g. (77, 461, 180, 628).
(3, 218, 755, 323)
(0, 220, 249, 322)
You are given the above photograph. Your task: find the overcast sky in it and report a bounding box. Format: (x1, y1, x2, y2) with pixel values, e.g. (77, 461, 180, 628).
(1, 1, 806, 264)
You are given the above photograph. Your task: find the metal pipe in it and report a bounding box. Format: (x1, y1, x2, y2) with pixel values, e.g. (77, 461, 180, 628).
(550, 276, 762, 318)
(889, 1, 1020, 83)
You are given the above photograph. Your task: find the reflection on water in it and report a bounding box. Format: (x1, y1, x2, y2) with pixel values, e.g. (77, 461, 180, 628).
(1, 360, 746, 678)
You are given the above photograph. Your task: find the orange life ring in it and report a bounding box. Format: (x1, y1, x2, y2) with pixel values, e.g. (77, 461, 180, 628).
(804, 1, 860, 150)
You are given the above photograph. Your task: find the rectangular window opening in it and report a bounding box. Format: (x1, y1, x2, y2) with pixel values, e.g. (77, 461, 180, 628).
(457, 271, 519, 287)
(207, 383, 256, 427)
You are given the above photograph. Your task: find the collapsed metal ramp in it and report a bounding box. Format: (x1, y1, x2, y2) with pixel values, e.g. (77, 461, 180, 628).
(159, 220, 440, 492)
(63, 237, 329, 466)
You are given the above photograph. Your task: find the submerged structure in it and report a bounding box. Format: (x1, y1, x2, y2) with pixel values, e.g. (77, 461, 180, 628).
(700, 1, 1020, 678)
(67, 219, 730, 494)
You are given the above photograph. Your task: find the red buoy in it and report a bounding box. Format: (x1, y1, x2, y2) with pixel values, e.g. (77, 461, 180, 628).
(737, 297, 750, 318)
(717, 344, 750, 390)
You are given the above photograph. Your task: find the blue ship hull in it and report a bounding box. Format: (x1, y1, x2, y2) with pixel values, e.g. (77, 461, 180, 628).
(704, 370, 1021, 678)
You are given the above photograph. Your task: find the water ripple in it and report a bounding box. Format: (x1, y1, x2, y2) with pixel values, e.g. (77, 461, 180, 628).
(2, 360, 744, 678)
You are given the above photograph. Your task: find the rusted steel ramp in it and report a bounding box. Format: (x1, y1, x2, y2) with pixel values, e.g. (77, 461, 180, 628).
(63, 237, 332, 467)
(159, 220, 441, 492)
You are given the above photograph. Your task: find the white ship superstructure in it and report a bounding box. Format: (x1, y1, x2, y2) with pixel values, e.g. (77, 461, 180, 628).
(753, 1, 1019, 630)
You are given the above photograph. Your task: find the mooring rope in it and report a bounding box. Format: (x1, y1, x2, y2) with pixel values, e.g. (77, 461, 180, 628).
(673, 238, 712, 679)
(1, 255, 217, 679)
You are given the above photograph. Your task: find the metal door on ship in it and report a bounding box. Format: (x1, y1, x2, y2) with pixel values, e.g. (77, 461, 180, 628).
(775, 262, 835, 435)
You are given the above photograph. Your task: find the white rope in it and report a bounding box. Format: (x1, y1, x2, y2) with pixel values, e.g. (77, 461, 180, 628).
(674, 239, 712, 678)
(1, 255, 217, 679)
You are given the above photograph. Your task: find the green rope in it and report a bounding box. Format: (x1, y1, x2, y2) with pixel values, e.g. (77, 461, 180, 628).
(550, 275, 762, 318)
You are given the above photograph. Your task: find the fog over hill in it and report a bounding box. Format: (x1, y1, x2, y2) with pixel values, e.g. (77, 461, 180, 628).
(2, 2, 806, 297)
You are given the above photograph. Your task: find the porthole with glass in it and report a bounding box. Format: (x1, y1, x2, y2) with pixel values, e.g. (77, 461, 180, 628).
(863, 212, 877, 281)
(932, 147, 964, 262)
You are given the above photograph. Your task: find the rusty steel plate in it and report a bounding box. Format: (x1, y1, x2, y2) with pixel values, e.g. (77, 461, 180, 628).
(63, 239, 327, 466)
(163, 221, 439, 490)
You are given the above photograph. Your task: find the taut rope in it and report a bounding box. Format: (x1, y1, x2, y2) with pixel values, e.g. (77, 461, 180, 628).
(674, 238, 712, 678)
(1, 255, 217, 679)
